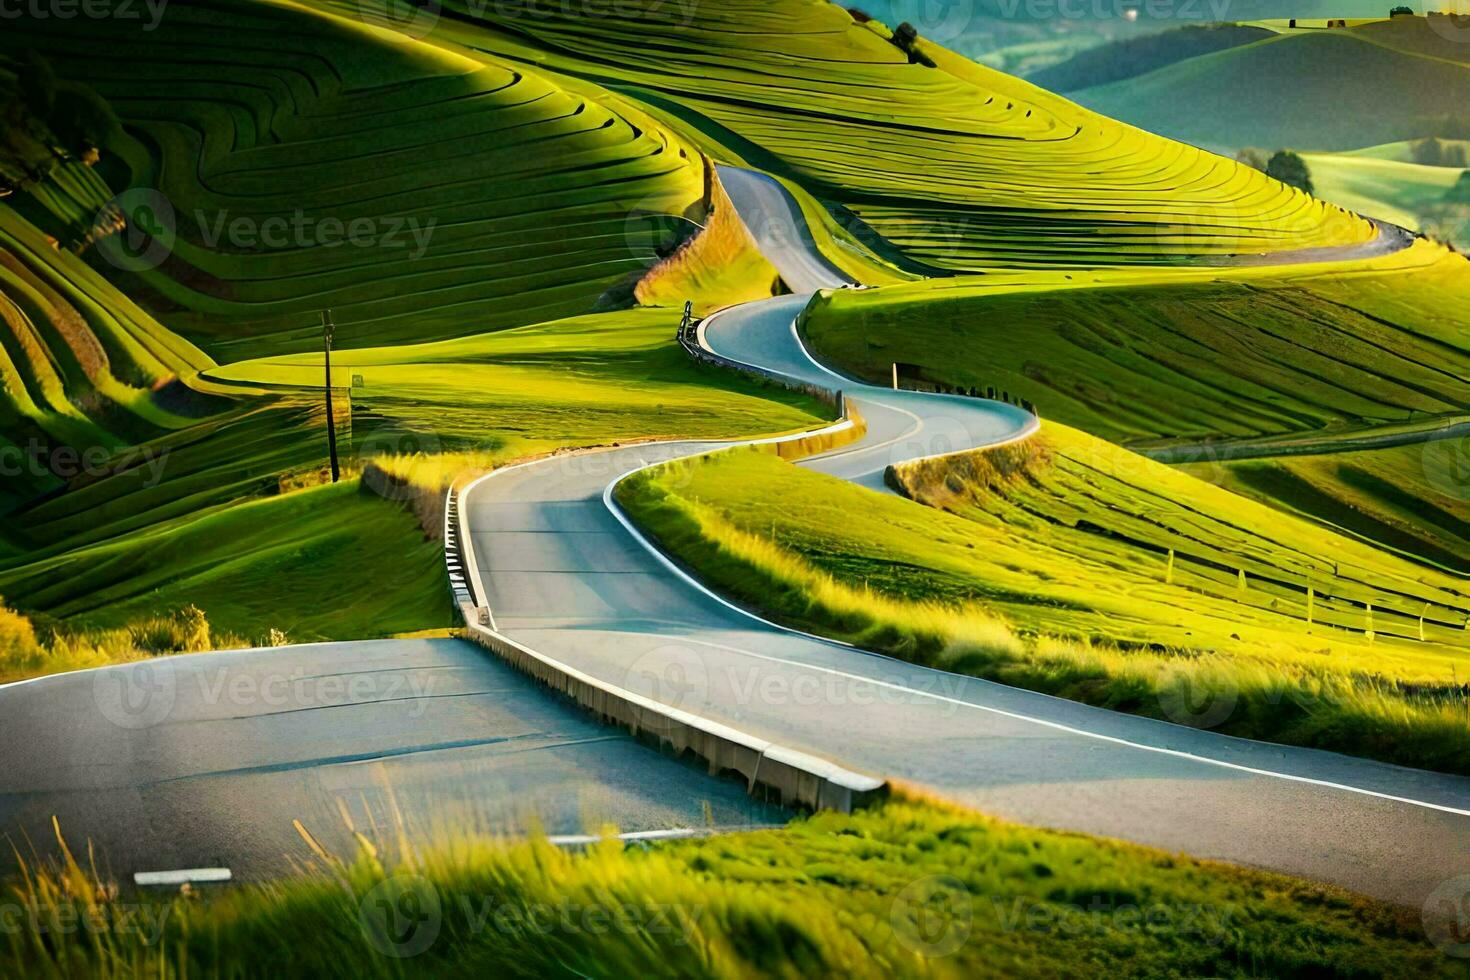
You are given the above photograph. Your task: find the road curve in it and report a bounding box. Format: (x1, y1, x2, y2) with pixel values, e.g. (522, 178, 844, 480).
(460, 167, 1470, 909)
(0, 640, 781, 881)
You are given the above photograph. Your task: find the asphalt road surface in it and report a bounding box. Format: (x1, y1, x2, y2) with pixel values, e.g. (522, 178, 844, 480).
(460, 167, 1470, 910)
(0, 640, 781, 882)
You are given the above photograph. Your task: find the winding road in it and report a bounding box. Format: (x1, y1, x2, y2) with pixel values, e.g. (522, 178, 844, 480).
(1, 167, 1463, 912)
(459, 167, 1470, 910)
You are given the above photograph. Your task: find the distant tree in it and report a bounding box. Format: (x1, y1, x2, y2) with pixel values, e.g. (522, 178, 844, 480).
(1413, 137, 1446, 166)
(1389, 5, 1414, 15)
(1446, 170, 1470, 204)
(1448, 144, 1469, 168)
(1234, 147, 1268, 171)
(1266, 150, 1314, 194)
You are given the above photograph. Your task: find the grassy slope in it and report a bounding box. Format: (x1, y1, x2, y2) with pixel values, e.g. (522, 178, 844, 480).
(617, 444, 1470, 772)
(1026, 24, 1273, 93)
(0, 480, 453, 646)
(800, 245, 1470, 448)
(1074, 19, 1470, 151)
(1, 0, 708, 359)
(0, 0, 825, 671)
(0, 306, 827, 659)
(372, 0, 1371, 270)
(6, 797, 1457, 978)
(203, 307, 828, 489)
(1303, 153, 1470, 248)
(1182, 442, 1470, 577)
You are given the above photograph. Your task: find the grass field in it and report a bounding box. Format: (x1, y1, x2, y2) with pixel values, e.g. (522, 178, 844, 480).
(1073, 17, 1470, 151)
(2, 0, 709, 359)
(1182, 441, 1470, 576)
(617, 441, 1470, 772)
(4, 796, 1457, 978)
(800, 245, 1470, 448)
(1302, 152, 1469, 248)
(0, 303, 827, 675)
(371, 0, 1371, 270)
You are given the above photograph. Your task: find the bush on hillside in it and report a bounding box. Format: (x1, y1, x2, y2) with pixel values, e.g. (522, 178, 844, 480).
(1446, 170, 1470, 203)
(1234, 147, 1267, 171)
(1266, 150, 1314, 195)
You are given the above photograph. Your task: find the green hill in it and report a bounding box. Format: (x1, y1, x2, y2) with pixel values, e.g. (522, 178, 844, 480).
(2, 1, 708, 359)
(390, 0, 1372, 269)
(1027, 24, 1272, 93)
(1073, 17, 1470, 151)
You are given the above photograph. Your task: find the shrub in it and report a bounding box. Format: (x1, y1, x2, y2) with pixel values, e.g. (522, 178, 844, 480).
(1266, 150, 1314, 195)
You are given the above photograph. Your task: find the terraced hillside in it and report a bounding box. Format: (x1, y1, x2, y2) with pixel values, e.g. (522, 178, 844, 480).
(800, 243, 1470, 447)
(0, 204, 216, 514)
(2, 0, 707, 359)
(381, 0, 1372, 270)
(619, 435, 1470, 771)
(1074, 16, 1470, 151)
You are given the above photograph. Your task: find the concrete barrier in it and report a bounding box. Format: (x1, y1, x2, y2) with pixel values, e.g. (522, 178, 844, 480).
(445, 403, 888, 812)
(459, 621, 886, 813)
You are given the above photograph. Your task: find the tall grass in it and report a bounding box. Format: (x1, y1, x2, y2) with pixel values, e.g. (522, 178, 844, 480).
(616, 460, 1470, 774)
(0, 600, 255, 684)
(1, 796, 1451, 978)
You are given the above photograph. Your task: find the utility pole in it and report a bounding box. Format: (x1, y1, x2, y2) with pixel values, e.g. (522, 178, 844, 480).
(322, 309, 340, 483)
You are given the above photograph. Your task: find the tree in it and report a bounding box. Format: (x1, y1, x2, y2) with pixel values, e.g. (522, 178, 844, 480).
(1390, 5, 1414, 15)
(1445, 170, 1470, 204)
(1413, 137, 1445, 166)
(1266, 150, 1314, 195)
(49, 83, 118, 159)
(1234, 147, 1267, 171)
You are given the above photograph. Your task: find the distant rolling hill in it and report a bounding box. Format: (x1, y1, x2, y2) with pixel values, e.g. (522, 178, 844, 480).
(1069, 17, 1470, 151)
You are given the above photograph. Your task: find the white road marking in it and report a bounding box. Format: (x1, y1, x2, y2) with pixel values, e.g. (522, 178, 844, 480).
(135, 867, 233, 886)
